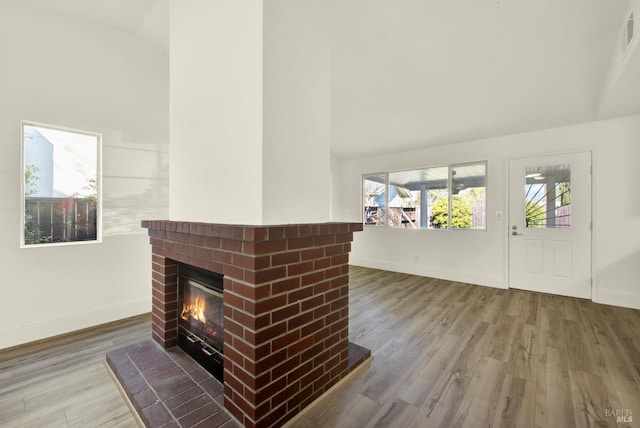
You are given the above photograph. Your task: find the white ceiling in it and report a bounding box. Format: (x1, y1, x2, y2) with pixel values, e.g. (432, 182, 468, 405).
(321, 0, 637, 158)
(11, 0, 640, 159)
(9, 0, 169, 53)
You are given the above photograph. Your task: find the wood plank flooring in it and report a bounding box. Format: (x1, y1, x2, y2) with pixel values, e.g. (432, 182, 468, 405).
(1, 267, 640, 427)
(0, 315, 151, 427)
(289, 267, 640, 428)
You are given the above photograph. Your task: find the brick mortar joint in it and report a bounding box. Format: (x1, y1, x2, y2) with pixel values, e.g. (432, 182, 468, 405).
(151, 301, 177, 312)
(234, 343, 350, 408)
(244, 302, 335, 334)
(228, 270, 341, 297)
(223, 307, 256, 325)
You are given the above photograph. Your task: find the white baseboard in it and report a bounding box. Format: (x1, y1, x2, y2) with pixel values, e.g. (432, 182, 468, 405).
(0, 299, 150, 350)
(349, 259, 640, 310)
(349, 257, 506, 289)
(593, 289, 640, 310)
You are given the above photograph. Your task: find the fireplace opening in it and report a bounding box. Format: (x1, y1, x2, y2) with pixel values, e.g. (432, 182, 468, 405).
(177, 263, 224, 383)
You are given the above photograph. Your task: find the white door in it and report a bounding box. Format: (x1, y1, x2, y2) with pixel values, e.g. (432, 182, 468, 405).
(508, 152, 592, 299)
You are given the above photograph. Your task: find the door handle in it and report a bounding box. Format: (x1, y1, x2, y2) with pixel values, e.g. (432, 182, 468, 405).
(512, 231, 523, 236)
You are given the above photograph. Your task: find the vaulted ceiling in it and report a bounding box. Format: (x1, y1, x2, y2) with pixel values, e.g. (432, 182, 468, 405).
(10, 0, 640, 159)
(319, 0, 638, 157)
(8, 0, 168, 53)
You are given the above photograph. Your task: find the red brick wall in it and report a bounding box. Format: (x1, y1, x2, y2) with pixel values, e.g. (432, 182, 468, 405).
(142, 221, 362, 428)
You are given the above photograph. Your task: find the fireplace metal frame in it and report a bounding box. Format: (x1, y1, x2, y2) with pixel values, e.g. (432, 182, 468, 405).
(177, 263, 224, 382)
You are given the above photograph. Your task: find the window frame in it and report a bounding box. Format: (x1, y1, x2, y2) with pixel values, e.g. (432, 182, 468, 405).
(387, 165, 449, 230)
(362, 172, 388, 226)
(362, 161, 487, 231)
(20, 120, 103, 248)
(449, 161, 487, 230)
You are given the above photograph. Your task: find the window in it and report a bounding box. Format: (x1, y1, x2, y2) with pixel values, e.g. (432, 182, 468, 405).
(363, 162, 487, 230)
(363, 173, 386, 226)
(451, 163, 486, 229)
(22, 122, 101, 246)
(388, 166, 448, 229)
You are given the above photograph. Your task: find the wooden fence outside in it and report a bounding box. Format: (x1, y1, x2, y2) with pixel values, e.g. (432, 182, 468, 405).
(25, 197, 97, 243)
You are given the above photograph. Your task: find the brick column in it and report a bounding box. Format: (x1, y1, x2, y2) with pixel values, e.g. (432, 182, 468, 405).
(150, 256, 178, 347)
(142, 221, 363, 428)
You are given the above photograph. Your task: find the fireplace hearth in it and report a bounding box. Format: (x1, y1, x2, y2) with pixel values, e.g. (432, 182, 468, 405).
(178, 263, 224, 383)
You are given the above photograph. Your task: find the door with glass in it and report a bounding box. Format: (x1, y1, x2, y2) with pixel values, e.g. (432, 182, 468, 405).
(508, 152, 592, 299)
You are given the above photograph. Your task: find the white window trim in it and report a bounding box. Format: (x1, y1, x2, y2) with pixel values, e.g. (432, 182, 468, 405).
(20, 120, 103, 248)
(362, 161, 488, 231)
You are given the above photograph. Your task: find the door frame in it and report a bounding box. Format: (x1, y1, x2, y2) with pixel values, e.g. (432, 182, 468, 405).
(506, 149, 595, 300)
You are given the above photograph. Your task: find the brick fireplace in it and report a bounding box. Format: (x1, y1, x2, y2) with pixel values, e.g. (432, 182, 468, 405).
(140, 220, 365, 427)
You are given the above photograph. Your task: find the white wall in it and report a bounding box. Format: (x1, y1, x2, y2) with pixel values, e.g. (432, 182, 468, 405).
(0, 2, 169, 349)
(597, 0, 640, 119)
(335, 115, 640, 310)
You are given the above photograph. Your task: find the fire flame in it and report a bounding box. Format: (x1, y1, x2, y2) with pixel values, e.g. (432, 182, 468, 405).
(181, 297, 207, 323)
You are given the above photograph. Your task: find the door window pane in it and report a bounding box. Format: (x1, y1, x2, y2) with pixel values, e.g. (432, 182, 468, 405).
(525, 164, 570, 228)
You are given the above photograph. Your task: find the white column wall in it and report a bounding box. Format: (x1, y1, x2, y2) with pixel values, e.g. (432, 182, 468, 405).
(0, 2, 169, 349)
(262, 2, 331, 224)
(170, 0, 332, 225)
(169, 0, 264, 224)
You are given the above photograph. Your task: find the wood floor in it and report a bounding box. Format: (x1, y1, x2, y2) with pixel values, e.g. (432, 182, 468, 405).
(2, 266, 640, 427)
(0, 315, 150, 427)
(289, 267, 640, 428)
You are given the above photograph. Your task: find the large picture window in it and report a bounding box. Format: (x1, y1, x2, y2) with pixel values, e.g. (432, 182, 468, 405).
(363, 162, 486, 230)
(22, 122, 101, 246)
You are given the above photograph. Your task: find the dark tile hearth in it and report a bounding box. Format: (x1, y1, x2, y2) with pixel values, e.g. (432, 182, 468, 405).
(107, 339, 370, 428)
(347, 342, 370, 369)
(106, 340, 239, 428)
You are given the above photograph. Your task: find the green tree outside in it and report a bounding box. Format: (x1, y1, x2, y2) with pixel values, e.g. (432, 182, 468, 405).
(24, 164, 42, 244)
(430, 195, 473, 229)
(525, 200, 545, 227)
